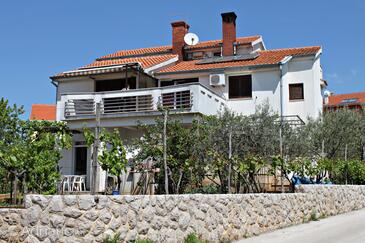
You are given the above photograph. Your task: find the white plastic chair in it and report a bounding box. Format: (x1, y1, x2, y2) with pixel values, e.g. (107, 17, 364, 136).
(73, 175, 86, 191)
(62, 175, 73, 192)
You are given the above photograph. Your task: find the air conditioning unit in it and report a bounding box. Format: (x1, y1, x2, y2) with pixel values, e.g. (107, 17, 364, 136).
(209, 73, 225, 86)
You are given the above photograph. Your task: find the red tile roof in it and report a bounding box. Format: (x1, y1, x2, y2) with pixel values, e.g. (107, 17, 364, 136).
(97, 36, 260, 59)
(30, 104, 56, 121)
(156, 46, 321, 74)
(99, 46, 172, 59)
(326, 92, 365, 107)
(82, 54, 177, 69)
(185, 36, 261, 50)
(51, 37, 320, 79)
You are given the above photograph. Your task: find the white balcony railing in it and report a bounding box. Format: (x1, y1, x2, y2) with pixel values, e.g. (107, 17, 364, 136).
(58, 83, 226, 120)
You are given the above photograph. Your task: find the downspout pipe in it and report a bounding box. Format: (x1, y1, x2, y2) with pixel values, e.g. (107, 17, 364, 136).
(51, 80, 59, 105)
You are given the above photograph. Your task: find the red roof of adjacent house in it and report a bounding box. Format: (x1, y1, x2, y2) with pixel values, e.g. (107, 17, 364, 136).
(326, 92, 365, 107)
(156, 46, 321, 74)
(30, 104, 56, 121)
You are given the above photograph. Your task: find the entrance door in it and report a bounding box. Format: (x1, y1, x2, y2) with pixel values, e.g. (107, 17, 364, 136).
(74, 146, 87, 175)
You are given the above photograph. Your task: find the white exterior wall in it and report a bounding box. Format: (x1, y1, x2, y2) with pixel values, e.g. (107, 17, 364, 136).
(285, 56, 322, 120)
(225, 69, 281, 115)
(56, 78, 94, 121)
(57, 78, 94, 101)
(196, 56, 323, 121)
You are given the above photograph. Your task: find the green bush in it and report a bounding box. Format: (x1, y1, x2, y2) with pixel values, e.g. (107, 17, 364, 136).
(103, 233, 121, 243)
(332, 160, 365, 184)
(135, 239, 153, 243)
(185, 233, 201, 243)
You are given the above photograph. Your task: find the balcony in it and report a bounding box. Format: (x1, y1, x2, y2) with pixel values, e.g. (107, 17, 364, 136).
(58, 83, 226, 122)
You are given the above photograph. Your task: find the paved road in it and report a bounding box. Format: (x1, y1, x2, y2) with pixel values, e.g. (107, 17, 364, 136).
(237, 208, 365, 243)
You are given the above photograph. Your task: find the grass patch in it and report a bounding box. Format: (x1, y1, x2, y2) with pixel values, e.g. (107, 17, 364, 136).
(310, 210, 319, 221)
(103, 233, 121, 243)
(184, 233, 208, 243)
(135, 240, 153, 243)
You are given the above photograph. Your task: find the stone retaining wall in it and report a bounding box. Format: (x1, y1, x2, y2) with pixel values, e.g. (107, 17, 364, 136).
(1, 185, 365, 242)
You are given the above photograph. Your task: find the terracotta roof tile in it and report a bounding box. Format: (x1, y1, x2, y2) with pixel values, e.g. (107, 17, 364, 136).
(30, 104, 56, 121)
(82, 54, 178, 69)
(326, 92, 365, 107)
(99, 46, 172, 59)
(156, 46, 321, 74)
(185, 36, 261, 50)
(52, 54, 178, 78)
(97, 36, 260, 59)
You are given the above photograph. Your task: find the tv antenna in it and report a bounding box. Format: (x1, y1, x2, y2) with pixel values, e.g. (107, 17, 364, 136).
(184, 33, 199, 46)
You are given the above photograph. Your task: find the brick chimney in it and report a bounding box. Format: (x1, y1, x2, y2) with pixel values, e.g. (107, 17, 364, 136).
(171, 21, 189, 61)
(221, 12, 237, 56)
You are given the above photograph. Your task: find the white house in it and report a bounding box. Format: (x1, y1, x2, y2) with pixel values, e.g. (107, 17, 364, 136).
(42, 12, 325, 192)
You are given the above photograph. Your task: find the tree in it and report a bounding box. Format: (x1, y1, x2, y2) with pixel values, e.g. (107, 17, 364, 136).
(0, 98, 72, 203)
(24, 121, 72, 194)
(83, 128, 128, 193)
(132, 115, 198, 194)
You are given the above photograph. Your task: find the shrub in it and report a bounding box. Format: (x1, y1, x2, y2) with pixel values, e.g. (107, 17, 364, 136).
(103, 233, 121, 243)
(135, 239, 153, 243)
(310, 210, 318, 221)
(185, 233, 201, 243)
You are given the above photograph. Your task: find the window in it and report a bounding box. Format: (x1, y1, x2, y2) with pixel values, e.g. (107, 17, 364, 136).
(160, 80, 175, 87)
(174, 78, 198, 85)
(289, 83, 304, 100)
(228, 75, 252, 99)
(95, 77, 136, 92)
(341, 98, 358, 104)
(160, 78, 198, 87)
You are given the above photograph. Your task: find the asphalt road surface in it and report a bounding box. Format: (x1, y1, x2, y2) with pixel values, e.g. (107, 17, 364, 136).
(237, 208, 365, 243)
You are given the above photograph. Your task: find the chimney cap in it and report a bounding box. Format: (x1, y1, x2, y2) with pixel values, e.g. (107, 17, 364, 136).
(221, 12, 237, 22)
(171, 21, 190, 28)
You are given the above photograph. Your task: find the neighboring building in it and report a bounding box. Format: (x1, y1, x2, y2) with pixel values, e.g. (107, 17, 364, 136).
(29, 104, 56, 121)
(37, 12, 325, 192)
(324, 92, 365, 112)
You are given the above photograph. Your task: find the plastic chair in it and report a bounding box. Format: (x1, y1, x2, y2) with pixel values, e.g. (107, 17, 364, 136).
(62, 176, 73, 192)
(73, 175, 86, 191)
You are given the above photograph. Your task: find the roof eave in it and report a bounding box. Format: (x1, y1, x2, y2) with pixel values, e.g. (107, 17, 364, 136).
(156, 52, 318, 76)
(155, 63, 279, 76)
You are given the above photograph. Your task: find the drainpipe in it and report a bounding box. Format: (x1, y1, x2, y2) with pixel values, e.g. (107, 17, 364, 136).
(278, 55, 292, 193)
(51, 80, 58, 104)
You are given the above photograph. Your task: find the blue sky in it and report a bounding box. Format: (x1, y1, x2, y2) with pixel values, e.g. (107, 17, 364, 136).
(1, 0, 364, 118)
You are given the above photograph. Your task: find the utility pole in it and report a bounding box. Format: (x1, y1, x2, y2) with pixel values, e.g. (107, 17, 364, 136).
(163, 109, 169, 194)
(228, 130, 232, 194)
(91, 102, 101, 195)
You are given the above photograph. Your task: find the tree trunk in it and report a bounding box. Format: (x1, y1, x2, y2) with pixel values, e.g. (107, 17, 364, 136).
(228, 131, 232, 193)
(163, 110, 169, 194)
(12, 173, 18, 205)
(176, 169, 183, 194)
(117, 175, 122, 194)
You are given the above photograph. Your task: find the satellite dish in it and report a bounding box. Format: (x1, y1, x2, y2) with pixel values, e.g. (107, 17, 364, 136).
(324, 90, 332, 97)
(184, 33, 199, 46)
